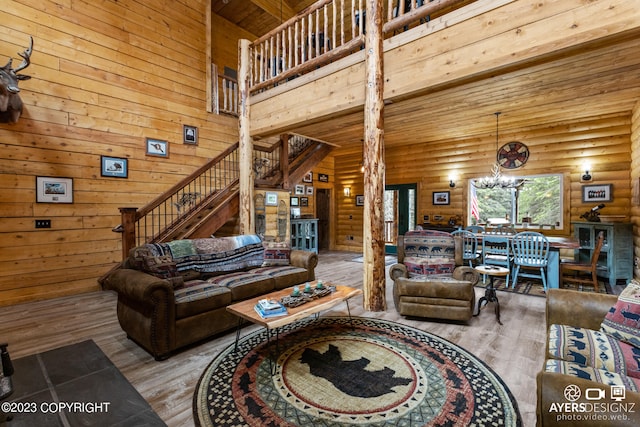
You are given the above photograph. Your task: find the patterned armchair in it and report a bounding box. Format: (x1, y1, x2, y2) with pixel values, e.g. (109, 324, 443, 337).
(389, 230, 480, 322)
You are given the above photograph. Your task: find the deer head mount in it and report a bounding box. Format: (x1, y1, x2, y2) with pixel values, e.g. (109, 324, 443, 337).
(0, 36, 33, 124)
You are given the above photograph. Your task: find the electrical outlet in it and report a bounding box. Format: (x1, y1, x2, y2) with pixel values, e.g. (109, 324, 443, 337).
(35, 219, 51, 229)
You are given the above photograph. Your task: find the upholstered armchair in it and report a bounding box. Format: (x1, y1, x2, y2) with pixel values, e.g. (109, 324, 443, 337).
(389, 230, 480, 322)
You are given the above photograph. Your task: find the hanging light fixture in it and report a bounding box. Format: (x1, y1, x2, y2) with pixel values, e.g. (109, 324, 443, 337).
(472, 112, 526, 189)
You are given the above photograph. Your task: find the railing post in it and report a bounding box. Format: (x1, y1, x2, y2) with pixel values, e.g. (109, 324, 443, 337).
(119, 207, 138, 261)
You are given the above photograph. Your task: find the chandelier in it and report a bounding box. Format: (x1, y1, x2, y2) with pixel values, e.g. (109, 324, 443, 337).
(472, 112, 526, 190)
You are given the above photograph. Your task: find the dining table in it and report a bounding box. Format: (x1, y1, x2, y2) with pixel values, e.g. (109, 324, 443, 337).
(473, 233, 580, 289)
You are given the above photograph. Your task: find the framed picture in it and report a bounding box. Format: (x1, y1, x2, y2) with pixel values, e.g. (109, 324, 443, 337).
(300, 197, 309, 207)
(582, 184, 612, 203)
(36, 176, 73, 203)
(303, 172, 313, 183)
(433, 191, 450, 205)
(265, 192, 278, 206)
(355, 195, 364, 206)
(423, 215, 431, 224)
(146, 138, 168, 157)
(318, 173, 329, 183)
(101, 156, 128, 178)
(183, 125, 198, 145)
(290, 197, 299, 206)
(306, 186, 314, 195)
(294, 184, 305, 195)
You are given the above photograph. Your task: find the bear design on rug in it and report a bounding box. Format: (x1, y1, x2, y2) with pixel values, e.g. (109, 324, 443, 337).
(300, 344, 412, 398)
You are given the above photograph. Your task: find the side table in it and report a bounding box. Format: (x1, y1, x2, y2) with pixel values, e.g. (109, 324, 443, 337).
(473, 265, 509, 325)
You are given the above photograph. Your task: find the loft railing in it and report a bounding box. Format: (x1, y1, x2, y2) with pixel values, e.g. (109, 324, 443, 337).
(212, 63, 239, 116)
(248, 0, 472, 93)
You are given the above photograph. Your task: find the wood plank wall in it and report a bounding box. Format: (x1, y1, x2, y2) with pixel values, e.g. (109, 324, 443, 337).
(631, 101, 640, 278)
(333, 113, 633, 251)
(0, 0, 238, 307)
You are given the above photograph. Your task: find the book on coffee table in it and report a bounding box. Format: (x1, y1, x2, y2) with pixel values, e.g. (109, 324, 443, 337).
(254, 302, 287, 318)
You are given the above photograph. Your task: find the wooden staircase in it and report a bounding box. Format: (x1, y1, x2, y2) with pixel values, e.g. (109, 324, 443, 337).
(115, 135, 332, 259)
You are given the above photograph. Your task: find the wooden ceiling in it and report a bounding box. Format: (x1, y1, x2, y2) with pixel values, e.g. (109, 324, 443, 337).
(215, 1, 640, 151)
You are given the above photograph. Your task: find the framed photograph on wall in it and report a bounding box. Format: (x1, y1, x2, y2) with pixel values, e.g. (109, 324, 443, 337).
(294, 184, 305, 195)
(582, 184, 612, 203)
(146, 138, 168, 157)
(318, 173, 329, 182)
(433, 191, 450, 205)
(306, 186, 314, 195)
(355, 195, 364, 206)
(183, 125, 198, 145)
(265, 192, 278, 206)
(300, 197, 309, 207)
(303, 172, 313, 183)
(36, 176, 73, 203)
(290, 197, 299, 206)
(101, 156, 128, 178)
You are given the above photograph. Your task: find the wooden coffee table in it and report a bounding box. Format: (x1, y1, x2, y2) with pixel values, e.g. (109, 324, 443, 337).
(226, 282, 362, 373)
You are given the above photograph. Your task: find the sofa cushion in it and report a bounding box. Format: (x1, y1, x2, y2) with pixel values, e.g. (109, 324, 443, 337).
(174, 280, 233, 319)
(206, 272, 274, 301)
(249, 266, 308, 289)
(601, 281, 640, 349)
(544, 359, 640, 391)
(262, 241, 291, 266)
(548, 324, 640, 380)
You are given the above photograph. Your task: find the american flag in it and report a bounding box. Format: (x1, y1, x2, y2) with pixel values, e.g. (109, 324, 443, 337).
(470, 182, 480, 221)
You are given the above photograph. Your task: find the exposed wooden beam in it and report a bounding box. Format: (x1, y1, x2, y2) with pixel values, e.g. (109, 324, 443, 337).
(251, 0, 295, 22)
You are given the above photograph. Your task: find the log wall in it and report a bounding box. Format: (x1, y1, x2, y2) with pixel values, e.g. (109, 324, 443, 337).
(631, 101, 640, 278)
(333, 114, 633, 250)
(0, 0, 238, 306)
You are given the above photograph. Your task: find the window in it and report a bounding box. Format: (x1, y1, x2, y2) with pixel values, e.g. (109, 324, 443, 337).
(469, 174, 563, 230)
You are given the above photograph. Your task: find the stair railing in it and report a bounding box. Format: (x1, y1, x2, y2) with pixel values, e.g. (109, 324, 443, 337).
(118, 143, 240, 258)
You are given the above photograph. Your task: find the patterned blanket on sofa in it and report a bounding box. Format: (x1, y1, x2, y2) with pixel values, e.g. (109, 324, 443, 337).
(146, 235, 264, 274)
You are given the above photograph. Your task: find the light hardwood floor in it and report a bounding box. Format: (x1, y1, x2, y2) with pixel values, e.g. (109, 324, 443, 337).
(0, 251, 546, 427)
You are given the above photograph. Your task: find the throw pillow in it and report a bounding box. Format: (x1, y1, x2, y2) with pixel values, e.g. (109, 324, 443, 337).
(141, 255, 183, 288)
(601, 280, 640, 349)
(262, 241, 291, 266)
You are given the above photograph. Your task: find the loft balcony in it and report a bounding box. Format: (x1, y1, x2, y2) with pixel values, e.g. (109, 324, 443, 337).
(238, 0, 640, 149)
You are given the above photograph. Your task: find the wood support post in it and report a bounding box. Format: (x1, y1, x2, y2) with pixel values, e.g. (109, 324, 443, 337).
(363, 0, 386, 312)
(238, 39, 254, 234)
(280, 134, 290, 190)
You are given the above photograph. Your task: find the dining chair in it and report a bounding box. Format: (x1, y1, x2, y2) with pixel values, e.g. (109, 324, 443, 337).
(481, 235, 513, 284)
(560, 231, 604, 292)
(452, 229, 480, 267)
(511, 231, 550, 291)
(486, 224, 517, 235)
(465, 225, 485, 234)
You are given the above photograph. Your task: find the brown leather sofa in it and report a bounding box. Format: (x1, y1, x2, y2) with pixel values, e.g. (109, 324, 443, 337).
(100, 235, 317, 360)
(537, 288, 640, 426)
(389, 230, 479, 322)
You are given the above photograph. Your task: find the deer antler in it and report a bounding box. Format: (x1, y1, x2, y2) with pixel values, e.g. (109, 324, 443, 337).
(13, 36, 33, 74)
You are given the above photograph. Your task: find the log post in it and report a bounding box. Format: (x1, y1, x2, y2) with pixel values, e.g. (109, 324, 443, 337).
(363, 0, 386, 312)
(238, 39, 254, 234)
(280, 133, 290, 190)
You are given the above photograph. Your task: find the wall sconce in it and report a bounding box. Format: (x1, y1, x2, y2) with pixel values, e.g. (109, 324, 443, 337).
(448, 174, 456, 188)
(344, 187, 351, 197)
(582, 163, 592, 181)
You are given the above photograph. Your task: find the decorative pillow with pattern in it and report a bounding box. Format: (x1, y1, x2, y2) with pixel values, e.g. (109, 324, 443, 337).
(262, 241, 291, 266)
(141, 255, 183, 288)
(601, 281, 640, 349)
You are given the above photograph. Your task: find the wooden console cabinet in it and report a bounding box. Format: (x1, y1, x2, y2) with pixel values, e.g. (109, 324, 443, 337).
(571, 221, 632, 286)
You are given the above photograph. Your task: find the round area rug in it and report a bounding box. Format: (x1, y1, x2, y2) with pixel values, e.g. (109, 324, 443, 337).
(193, 317, 522, 426)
